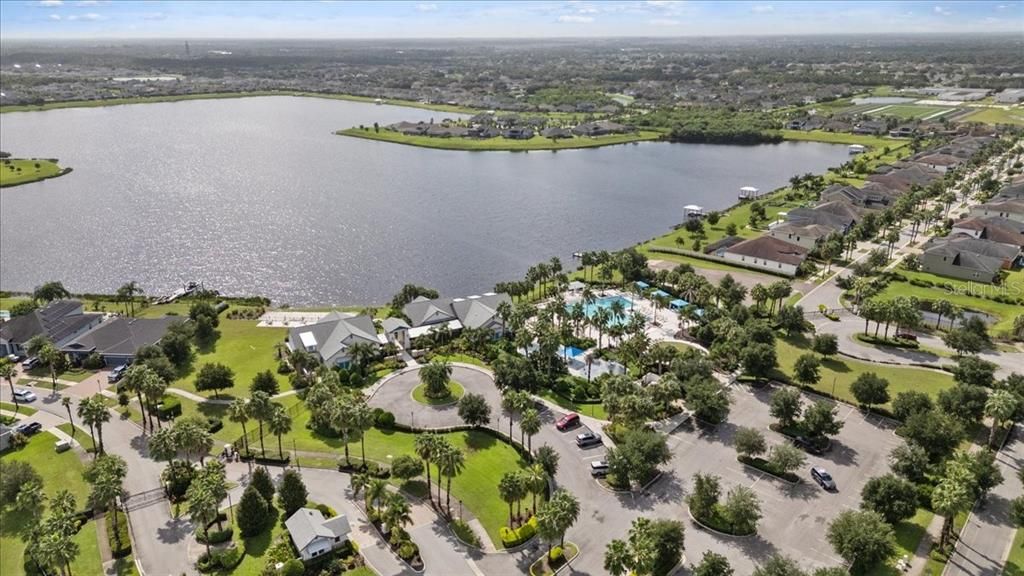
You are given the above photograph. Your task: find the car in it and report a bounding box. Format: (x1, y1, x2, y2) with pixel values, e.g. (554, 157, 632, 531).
(555, 412, 580, 431)
(575, 431, 602, 448)
(12, 389, 37, 403)
(16, 422, 43, 436)
(589, 460, 609, 478)
(895, 332, 917, 341)
(6, 353, 25, 363)
(54, 439, 72, 453)
(21, 356, 40, 370)
(792, 435, 825, 455)
(108, 364, 129, 383)
(811, 466, 836, 491)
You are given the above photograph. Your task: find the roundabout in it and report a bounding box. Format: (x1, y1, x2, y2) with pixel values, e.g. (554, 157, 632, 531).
(369, 364, 503, 429)
(412, 381, 465, 406)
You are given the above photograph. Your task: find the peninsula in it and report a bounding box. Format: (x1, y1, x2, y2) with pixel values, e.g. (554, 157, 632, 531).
(0, 156, 71, 188)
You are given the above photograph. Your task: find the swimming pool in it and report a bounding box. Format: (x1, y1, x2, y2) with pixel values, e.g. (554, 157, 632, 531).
(558, 345, 585, 358)
(570, 295, 635, 325)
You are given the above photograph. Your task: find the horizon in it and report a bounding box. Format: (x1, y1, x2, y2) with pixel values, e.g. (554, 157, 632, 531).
(1, 0, 1022, 39)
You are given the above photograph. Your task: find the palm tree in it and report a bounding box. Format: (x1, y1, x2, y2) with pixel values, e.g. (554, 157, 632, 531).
(346, 341, 377, 376)
(525, 463, 547, 515)
(933, 473, 973, 550)
(383, 492, 413, 540)
(141, 370, 168, 430)
(437, 443, 465, 516)
(604, 539, 632, 576)
(521, 408, 541, 453)
(414, 434, 439, 503)
(366, 478, 390, 518)
(267, 403, 292, 459)
(548, 489, 580, 547)
(0, 360, 17, 411)
(933, 299, 955, 329)
(121, 365, 151, 432)
(187, 485, 218, 557)
(751, 284, 768, 314)
(352, 401, 375, 466)
(498, 471, 525, 528)
(419, 360, 453, 399)
(227, 398, 250, 454)
(248, 391, 273, 457)
(78, 395, 110, 454)
(38, 342, 63, 393)
(61, 396, 74, 430)
(985, 390, 1019, 448)
(350, 472, 370, 501)
(501, 390, 527, 443)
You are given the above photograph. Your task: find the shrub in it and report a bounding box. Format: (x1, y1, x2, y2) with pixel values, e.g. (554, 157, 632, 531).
(316, 503, 337, 518)
(206, 417, 223, 433)
(156, 396, 182, 420)
(549, 545, 564, 563)
(82, 353, 105, 370)
(280, 559, 304, 576)
(216, 544, 245, 569)
(398, 541, 418, 561)
(106, 511, 132, 558)
(198, 526, 234, 544)
(499, 516, 538, 547)
(374, 408, 396, 430)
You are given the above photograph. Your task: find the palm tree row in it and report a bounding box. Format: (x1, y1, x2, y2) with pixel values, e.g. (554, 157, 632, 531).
(859, 297, 923, 339)
(412, 434, 466, 516)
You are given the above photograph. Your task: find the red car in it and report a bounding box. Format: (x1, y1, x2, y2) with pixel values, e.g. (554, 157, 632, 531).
(556, 413, 580, 431)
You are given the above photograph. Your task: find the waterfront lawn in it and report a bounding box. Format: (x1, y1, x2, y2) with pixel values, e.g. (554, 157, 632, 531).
(779, 130, 897, 148)
(773, 335, 955, 409)
(873, 278, 1021, 338)
(1, 431, 100, 576)
(962, 106, 1024, 127)
(1005, 527, 1024, 575)
(0, 158, 64, 187)
(282, 418, 534, 546)
(175, 320, 288, 397)
(339, 127, 663, 151)
(864, 508, 934, 576)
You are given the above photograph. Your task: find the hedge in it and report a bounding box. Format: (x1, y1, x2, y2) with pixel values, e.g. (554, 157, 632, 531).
(500, 516, 538, 548)
(197, 526, 234, 545)
(106, 511, 132, 559)
(157, 396, 182, 420)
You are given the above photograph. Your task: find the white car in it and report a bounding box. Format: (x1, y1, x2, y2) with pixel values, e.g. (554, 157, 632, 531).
(13, 389, 37, 403)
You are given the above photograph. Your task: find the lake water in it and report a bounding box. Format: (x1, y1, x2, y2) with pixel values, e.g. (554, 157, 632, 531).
(0, 96, 849, 306)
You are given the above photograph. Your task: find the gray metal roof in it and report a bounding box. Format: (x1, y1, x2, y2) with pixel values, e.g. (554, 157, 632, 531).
(62, 316, 177, 356)
(285, 508, 350, 552)
(288, 313, 378, 362)
(0, 300, 100, 345)
(403, 293, 510, 329)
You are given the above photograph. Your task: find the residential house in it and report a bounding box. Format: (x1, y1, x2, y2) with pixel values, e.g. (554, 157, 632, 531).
(852, 120, 887, 135)
(912, 153, 962, 174)
(540, 127, 573, 139)
(722, 236, 810, 276)
(950, 217, 1024, 247)
(381, 318, 411, 350)
(867, 164, 940, 193)
(888, 125, 916, 138)
(767, 223, 835, 251)
(402, 292, 510, 339)
(820, 183, 893, 208)
(501, 127, 534, 140)
(0, 300, 104, 358)
(786, 200, 862, 235)
(285, 508, 351, 562)
(286, 313, 381, 368)
(61, 316, 178, 367)
(919, 237, 1019, 283)
(703, 235, 745, 257)
(572, 120, 633, 137)
(970, 199, 1024, 223)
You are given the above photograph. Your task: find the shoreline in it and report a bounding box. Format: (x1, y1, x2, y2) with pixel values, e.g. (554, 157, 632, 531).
(337, 126, 664, 152)
(0, 158, 72, 188)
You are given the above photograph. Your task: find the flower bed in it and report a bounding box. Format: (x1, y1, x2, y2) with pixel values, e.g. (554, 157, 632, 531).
(688, 505, 756, 537)
(529, 543, 580, 576)
(855, 333, 920, 349)
(500, 516, 538, 548)
(737, 456, 800, 484)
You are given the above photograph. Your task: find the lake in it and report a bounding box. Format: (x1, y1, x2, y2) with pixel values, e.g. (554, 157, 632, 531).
(0, 96, 849, 306)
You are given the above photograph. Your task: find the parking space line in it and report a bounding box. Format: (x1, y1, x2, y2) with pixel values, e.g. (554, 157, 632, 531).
(580, 453, 606, 461)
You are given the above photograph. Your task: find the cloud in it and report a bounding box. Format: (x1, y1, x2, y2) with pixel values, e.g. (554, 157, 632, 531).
(75, 1, 102, 6)
(649, 18, 680, 25)
(557, 14, 594, 23)
(751, 5, 774, 13)
(67, 12, 103, 21)
(36, 0, 63, 6)
(141, 12, 166, 21)
(416, 3, 438, 11)
(934, 6, 952, 16)
(645, 1, 680, 6)
(49, 13, 61, 20)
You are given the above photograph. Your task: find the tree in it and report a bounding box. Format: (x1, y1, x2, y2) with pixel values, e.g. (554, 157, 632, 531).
(278, 469, 308, 517)
(187, 483, 219, 556)
(419, 360, 453, 399)
(776, 306, 808, 337)
(437, 442, 465, 516)
(268, 403, 292, 459)
(383, 492, 413, 538)
(891, 391, 933, 422)
(723, 485, 761, 534)
(802, 401, 843, 440)
(250, 466, 276, 506)
(248, 391, 273, 457)
(390, 284, 439, 309)
(741, 342, 777, 382)
(520, 408, 541, 452)
(850, 372, 890, 413)
(0, 460, 42, 505)
(37, 342, 64, 393)
(793, 354, 821, 388)
(752, 555, 806, 576)
(365, 478, 389, 517)
(536, 489, 580, 555)
(194, 363, 235, 399)
(78, 395, 110, 454)
(767, 443, 806, 476)
(734, 427, 767, 460)
(693, 551, 733, 576)
(938, 384, 989, 425)
(250, 370, 279, 396)
(901, 410, 963, 462)
(535, 444, 560, 477)
(228, 398, 250, 454)
(687, 473, 721, 520)
(952, 355, 997, 387)
(604, 517, 685, 576)
(861, 474, 919, 524)
(390, 454, 422, 483)
(613, 429, 672, 486)
(685, 378, 731, 424)
(932, 468, 974, 550)
(811, 334, 839, 358)
(943, 328, 985, 357)
(770, 388, 802, 429)
(160, 331, 192, 367)
(889, 442, 930, 482)
(33, 281, 70, 303)
(985, 389, 1019, 447)
(826, 510, 895, 572)
(236, 484, 270, 537)
(457, 393, 491, 427)
(414, 434, 440, 503)
(498, 471, 526, 528)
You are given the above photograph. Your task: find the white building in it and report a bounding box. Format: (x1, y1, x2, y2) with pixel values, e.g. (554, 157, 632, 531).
(285, 508, 352, 562)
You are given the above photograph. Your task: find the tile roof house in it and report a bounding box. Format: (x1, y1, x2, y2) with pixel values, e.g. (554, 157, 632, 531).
(402, 292, 510, 339)
(951, 217, 1024, 248)
(285, 508, 351, 562)
(0, 300, 104, 358)
(723, 236, 810, 277)
(820, 183, 894, 208)
(970, 199, 1024, 224)
(919, 237, 1019, 284)
(867, 164, 940, 193)
(786, 200, 862, 235)
(286, 313, 381, 368)
(62, 316, 178, 367)
(768, 223, 836, 251)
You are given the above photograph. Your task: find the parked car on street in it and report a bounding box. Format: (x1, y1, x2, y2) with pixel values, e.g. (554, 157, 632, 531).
(895, 332, 917, 341)
(811, 466, 836, 491)
(12, 389, 37, 403)
(576, 431, 602, 448)
(7, 353, 25, 363)
(590, 460, 609, 478)
(555, 412, 580, 431)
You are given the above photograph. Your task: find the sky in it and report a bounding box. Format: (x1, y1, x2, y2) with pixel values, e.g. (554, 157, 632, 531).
(0, 0, 1021, 39)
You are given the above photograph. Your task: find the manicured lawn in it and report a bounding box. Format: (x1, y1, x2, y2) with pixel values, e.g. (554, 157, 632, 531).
(538, 390, 609, 421)
(338, 127, 663, 151)
(1005, 527, 1024, 575)
(0, 402, 36, 416)
(774, 335, 956, 409)
(26, 366, 95, 382)
(779, 129, 897, 147)
(213, 503, 287, 576)
(279, 416, 534, 547)
(864, 508, 934, 576)
(174, 320, 289, 398)
(57, 422, 95, 452)
(963, 106, 1024, 127)
(1, 431, 98, 576)
(637, 248, 784, 276)
(430, 353, 490, 369)
(0, 158, 66, 187)
(412, 381, 464, 405)
(874, 279, 1021, 337)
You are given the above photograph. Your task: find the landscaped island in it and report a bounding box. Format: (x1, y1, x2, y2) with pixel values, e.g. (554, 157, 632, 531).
(0, 156, 71, 188)
(338, 125, 662, 151)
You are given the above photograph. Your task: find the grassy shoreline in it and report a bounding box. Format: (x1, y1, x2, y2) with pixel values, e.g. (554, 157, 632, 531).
(338, 126, 663, 151)
(0, 158, 71, 188)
